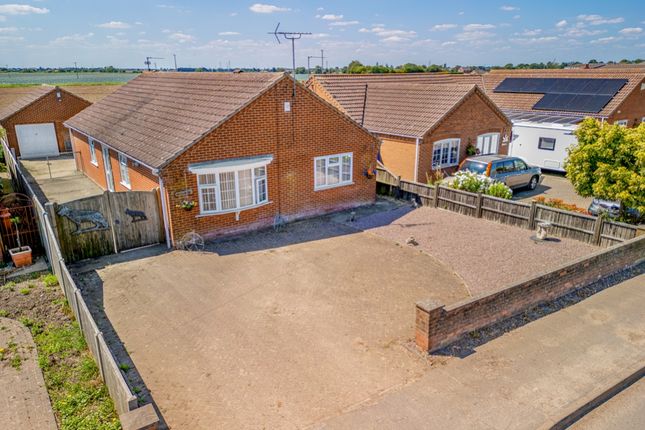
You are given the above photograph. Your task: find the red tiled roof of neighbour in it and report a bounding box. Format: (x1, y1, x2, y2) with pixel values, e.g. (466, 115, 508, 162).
(363, 84, 492, 137)
(481, 68, 645, 117)
(0, 86, 53, 122)
(65, 72, 286, 169)
(308, 73, 483, 122)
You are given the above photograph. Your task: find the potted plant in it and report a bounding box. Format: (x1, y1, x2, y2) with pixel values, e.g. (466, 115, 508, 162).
(176, 200, 196, 211)
(8, 216, 31, 267)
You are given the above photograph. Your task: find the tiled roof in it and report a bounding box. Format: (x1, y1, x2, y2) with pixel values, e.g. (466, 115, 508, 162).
(361, 83, 491, 137)
(0, 86, 52, 122)
(481, 68, 645, 117)
(65, 72, 286, 169)
(309, 73, 483, 123)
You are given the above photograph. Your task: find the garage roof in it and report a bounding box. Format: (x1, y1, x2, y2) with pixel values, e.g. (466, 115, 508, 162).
(0, 86, 53, 123)
(65, 72, 287, 170)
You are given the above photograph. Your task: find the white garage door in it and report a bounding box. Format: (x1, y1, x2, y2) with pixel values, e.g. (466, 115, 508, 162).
(15, 123, 59, 158)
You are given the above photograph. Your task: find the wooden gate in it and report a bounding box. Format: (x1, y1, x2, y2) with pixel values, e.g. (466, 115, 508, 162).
(53, 190, 165, 262)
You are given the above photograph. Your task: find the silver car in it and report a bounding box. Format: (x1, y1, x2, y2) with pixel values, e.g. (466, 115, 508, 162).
(459, 155, 543, 190)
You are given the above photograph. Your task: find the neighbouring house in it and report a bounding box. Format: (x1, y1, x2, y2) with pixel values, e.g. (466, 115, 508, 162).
(308, 74, 512, 182)
(0, 86, 91, 158)
(64, 72, 379, 244)
(481, 68, 645, 171)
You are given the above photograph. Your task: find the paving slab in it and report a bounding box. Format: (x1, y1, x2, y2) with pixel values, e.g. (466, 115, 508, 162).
(314, 274, 645, 429)
(0, 317, 57, 430)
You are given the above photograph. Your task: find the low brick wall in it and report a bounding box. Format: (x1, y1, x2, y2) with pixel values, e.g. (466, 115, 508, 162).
(416, 235, 645, 353)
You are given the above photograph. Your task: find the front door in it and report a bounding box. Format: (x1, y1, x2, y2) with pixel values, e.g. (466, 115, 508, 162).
(102, 145, 115, 191)
(477, 133, 500, 155)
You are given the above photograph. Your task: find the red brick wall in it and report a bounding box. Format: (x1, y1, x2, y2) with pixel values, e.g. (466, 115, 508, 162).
(1, 89, 90, 157)
(378, 134, 418, 181)
(160, 78, 379, 243)
(418, 91, 512, 180)
(70, 130, 159, 192)
(608, 77, 645, 127)
(415, 235, 645, 353)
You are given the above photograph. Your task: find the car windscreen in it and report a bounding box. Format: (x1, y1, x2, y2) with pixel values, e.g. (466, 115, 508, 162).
(460, 160, 487, 174)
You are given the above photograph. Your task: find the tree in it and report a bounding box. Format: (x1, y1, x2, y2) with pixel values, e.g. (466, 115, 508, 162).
(565, 118, 645, 214)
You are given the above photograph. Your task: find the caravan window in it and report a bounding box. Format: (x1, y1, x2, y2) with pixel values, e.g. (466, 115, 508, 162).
(538, 137, 556, 151)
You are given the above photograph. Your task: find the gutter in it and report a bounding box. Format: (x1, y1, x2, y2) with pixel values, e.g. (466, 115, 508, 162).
(158, 177, 172, 249)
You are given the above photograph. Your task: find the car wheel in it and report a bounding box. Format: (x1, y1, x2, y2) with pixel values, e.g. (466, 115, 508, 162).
(528, 176, 539, 191)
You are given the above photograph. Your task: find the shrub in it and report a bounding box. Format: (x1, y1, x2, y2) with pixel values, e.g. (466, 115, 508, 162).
(487, 181, 513, 199)
(42, 273, 59, 288)
(450, 170, 513, 199)
(426, 169, 445, 186)
(534, 196, 589, 214)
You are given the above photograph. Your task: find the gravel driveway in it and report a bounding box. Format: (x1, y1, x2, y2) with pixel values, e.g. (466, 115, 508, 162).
(344, 203, 598, 296)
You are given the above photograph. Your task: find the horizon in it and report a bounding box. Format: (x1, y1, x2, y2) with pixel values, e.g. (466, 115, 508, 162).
(0, 1, 643, 69)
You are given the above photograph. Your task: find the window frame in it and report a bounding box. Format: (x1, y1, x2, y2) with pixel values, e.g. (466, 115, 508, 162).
(314, 152, 354, 191)
(196, 165, 269, 216)
(118, 152, 131, 189)
(89, 138, 98, 166)
(614, 119, 628, 127)
(432, 138, 461, 169)
(538, 137, 556, 151)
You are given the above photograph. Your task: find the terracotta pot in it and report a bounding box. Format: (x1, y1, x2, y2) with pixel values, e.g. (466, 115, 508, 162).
(9, 246, 32, 268)
(0, 209, 11, 231)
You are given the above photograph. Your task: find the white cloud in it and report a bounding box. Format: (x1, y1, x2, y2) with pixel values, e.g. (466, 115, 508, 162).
(0, 26, 17, 33)
(511, 36, 558, 44)
(320, 14, 343, 21)
(463, 23, 496, 31)
(98, 21, 131, 29)
(500, 6, 519, 11)
(329, 20, 359, 27)
(0, 4, 49, 15)
(317, 7, 324, 11)
(169, 32, 194, 43)
(0, 16, 5, 22)
(134, 21, 143, 25)
(218, 31, 240, 36)
(577, 14, 624, 25)
(51, 32, 94, 44)
(590, 36, 618, 44)
(619, 27, 642, 35)
(359, 26, 416, 39)
(431, 24, 457, 31)
(565, 27, 605, 37)
(229, 12, 238, 17)
(556, 20, 567, 28)
(382, 36, 409, 43)
(249, 4, 290, 14)
(513, 15, 521, 19)
(456, 30, 495, 41)
(516, 29, 542, 36)
(309, 33, 330, 39)
(441, 41, 457, 47)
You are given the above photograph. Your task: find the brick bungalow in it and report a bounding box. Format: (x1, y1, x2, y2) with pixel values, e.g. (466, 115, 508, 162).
(308, 74, 512, 182)
(64, 72, 379, 245)
(0, 86, 91, 158)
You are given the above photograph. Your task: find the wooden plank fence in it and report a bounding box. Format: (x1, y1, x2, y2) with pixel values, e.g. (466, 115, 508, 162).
(375, 167, 639, 247)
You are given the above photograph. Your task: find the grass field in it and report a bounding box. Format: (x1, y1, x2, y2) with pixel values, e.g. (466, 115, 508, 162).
(0, 72, 138, 86)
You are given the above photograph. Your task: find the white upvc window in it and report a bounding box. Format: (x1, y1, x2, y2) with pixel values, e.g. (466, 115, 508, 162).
(615, 119, 628, 127)
(89, 138, 98, 166)
(432, 138, 460, 169)
(314, 153, 353, 190)
(118, 152, 131, 189)
(196, 165, 269, 215)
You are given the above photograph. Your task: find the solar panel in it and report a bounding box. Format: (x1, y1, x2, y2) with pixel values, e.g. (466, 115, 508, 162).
(533, 93, 613, 113)
(494, 78, 627, 95)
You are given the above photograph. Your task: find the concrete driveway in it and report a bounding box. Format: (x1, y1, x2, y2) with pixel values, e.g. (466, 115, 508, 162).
(513, 172, 592, 209)
(75, 218, 469, 429)
(21, 154, 102, 203)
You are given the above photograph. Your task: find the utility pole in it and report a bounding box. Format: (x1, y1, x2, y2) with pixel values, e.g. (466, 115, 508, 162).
(269, 23, 312, 96)
(173, 54, 178, 71)
(144, 56, 164, 71)
(307, 49, 325, 74)
(74, 61, 79, 79)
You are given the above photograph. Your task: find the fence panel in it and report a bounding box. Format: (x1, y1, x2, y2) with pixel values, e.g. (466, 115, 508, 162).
(108, 191, 164, 251)
(600, 221, 639, 247)
(534, 205, 596, 244)
(400, 180, 435, 206)
(375, 167, 399, 186)
(481, 196, 531, 229)
(437, 186, 478, 217)
(97, 334, 139, 414)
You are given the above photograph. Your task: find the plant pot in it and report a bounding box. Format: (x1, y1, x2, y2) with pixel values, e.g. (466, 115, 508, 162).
(0, 208, 11, 231)
(9, 246, 32, 268)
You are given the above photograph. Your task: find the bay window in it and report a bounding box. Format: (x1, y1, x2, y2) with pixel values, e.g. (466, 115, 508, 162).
(314, 153, 353, 190)
(432, 138, 460, 169)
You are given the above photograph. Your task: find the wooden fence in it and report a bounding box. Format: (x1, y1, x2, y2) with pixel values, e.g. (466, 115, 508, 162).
(375, 167, 639, 247)
(2, 136, 158, 423)
(51, 190, 164, 263)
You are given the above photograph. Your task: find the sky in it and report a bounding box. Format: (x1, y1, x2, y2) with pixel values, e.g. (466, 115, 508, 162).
(0, 1, 643, 69)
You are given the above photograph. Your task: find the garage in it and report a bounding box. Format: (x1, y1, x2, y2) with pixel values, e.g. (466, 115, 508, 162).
(15, 123, 59, 158)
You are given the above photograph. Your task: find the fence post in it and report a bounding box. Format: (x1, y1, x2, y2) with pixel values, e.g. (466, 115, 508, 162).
(528, 200, 537, 229)
(95, 332, 106, 380)
(476, 193, 483, 218)
(103, 191, 119, 254)
(593, 216, 604, 246)
(73, 288, 84, 331)
(433, 185, 440, 208)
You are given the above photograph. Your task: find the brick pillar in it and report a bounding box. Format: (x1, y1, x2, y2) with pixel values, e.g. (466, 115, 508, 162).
(415, 299, 445, 352)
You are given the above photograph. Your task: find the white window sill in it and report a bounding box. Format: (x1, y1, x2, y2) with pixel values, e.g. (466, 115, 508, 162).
(432, 163, 458, 169)
(196, 201, 271, 217)
(120, 181, 131, 190)
(314, 181, 353, 191)
(90, 160, 98, 167)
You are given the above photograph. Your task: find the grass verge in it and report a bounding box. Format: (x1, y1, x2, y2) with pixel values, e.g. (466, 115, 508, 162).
(0, 272, 120, 429)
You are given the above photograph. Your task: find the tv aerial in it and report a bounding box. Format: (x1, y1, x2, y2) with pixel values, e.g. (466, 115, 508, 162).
(268, 23, 311, 96)
(144, 56, 164, 71)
